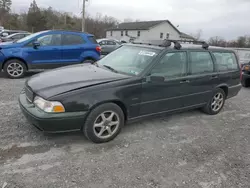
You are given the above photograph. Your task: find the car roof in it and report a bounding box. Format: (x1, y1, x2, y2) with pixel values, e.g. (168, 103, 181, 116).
(1, 30, 27, 32)
(97, 38, 117, 41)
(47, 30, 94, 36)
(124, 43, 165, 50)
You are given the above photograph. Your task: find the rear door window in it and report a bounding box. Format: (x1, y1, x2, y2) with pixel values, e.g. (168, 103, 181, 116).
(62, 34, 85, 45)
(189, 51, 214, 74)
(213, 52, 238, 71)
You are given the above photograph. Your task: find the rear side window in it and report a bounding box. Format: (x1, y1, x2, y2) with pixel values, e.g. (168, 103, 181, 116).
(213, 52, 238, 71)
(88, 36, 98, 44)
(62, 34, 84, 45)
(190, 51, 214, 74)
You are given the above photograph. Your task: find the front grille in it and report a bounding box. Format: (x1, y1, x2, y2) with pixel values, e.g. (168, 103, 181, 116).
(25, 86, 34, 102)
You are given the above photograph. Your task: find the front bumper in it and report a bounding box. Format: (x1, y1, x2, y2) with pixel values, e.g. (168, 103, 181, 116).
(19, 92, 88, 133)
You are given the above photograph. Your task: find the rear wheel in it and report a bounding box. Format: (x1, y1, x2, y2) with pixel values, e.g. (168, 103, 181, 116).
(83, 103, 124, 143)
(3, 59, 27, 79)
(202, 88, 226, 115)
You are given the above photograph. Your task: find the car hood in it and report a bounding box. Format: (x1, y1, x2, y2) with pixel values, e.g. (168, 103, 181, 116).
(27, 64, 131, 99)
(0, 41, 20, 49)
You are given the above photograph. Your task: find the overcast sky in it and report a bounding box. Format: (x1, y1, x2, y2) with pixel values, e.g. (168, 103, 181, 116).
(12, 0, 250, 40)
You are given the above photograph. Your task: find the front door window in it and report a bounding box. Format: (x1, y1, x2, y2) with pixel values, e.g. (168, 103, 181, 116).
(151, 51, 187, 78)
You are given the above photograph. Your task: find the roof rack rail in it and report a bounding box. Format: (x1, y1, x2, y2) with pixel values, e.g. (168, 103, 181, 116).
(132, 39, 209, 50)
(166, 39, 209, 50)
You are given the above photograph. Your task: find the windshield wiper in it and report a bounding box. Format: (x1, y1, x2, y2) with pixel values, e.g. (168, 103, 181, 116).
(103, 65, 118, 73)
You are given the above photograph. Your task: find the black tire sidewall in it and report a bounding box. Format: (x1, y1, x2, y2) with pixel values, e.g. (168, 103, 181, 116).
(241, 79, 248, 87)
(82, 59, 95, 64)
(83, 103, 124, 143)
(205, 88, 226, 115)
(3, 59, 26, 79)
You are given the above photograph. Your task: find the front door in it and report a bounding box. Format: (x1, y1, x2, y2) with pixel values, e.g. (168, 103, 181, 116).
(140, 51, 190, 116)
(25, 34, 62, 69)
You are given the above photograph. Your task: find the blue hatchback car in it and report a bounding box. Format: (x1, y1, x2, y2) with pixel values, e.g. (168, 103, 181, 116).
(0, 30, 101, 78)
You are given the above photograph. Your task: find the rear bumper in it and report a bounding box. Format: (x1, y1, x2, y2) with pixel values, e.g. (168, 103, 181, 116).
(19, 91, 88, 133)
(227, 84, 242, 99)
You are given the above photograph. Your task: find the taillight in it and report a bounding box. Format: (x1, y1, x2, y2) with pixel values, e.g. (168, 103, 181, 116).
(243, 65, 250, 71)
(96, 46, 101, 52)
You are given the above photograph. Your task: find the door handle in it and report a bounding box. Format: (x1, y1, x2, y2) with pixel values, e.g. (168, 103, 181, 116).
(180, 80, 190, 84)
(210, 75, 218, 79)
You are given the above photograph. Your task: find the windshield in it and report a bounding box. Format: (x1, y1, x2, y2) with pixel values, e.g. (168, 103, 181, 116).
(15, 31, 46, 43)
(98, 45, 160, 75)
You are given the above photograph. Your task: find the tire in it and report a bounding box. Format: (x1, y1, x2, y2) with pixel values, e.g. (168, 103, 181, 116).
(3, 59, 27, 79)
(202, 88, 226, 115)
(82, 59, 95, 64)
(241, 79, 249, 87)
(83, 103, 124, 143)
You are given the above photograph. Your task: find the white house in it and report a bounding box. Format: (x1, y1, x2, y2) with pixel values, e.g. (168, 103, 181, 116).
(106, 20, 194, 42)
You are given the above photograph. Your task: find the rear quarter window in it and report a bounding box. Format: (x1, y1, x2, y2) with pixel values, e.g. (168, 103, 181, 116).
(88, 36, 98, 44)
(213, 52, 239, 71)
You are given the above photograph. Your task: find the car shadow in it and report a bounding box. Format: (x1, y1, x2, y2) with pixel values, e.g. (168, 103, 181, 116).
(0, 71, 40, 78)
(42, 109, 201, 145)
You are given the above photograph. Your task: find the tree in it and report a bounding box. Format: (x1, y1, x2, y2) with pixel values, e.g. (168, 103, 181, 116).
(236, 36, 247, 48)
(208, 36, 226, 47)
(0, 0, 12, 25)
(27, 0, 46, 32)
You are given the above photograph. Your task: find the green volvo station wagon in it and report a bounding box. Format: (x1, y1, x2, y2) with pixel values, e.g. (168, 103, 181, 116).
(19, 40, 241, 143)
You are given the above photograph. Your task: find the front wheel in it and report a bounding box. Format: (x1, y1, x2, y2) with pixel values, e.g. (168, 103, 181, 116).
(202, 88, 226, 115)
(3, 59, 27, 79)
(83, 103, 124, 143)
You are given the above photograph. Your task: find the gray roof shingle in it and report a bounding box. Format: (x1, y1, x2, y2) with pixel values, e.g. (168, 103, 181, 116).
(107, 20, 180, 33)
(180, 32, 195, 40)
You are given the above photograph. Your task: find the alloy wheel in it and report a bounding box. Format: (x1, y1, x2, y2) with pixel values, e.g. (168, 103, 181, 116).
(6, 62, 24, 77)
(93, 111, 120, 139)
(211, 93, 224, 112)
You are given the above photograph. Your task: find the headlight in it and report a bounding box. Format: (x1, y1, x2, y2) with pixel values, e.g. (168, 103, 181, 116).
(34, 96, 65, 113)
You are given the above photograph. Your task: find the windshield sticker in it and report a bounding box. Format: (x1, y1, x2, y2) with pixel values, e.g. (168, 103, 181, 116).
(138, 51, 156, 56)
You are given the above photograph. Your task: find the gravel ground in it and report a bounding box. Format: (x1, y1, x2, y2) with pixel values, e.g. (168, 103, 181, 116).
(0, 72, 249, 188)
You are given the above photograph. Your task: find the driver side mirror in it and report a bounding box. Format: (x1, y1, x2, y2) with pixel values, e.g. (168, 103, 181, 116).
(33, 41, 40, 48)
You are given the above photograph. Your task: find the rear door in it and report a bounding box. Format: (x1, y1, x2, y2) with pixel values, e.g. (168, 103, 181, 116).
(181, 50, 218, 107)
(61, 33, 86, 64)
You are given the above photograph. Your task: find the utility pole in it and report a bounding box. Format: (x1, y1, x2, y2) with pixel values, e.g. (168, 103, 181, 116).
(82, 0, 87, 32)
